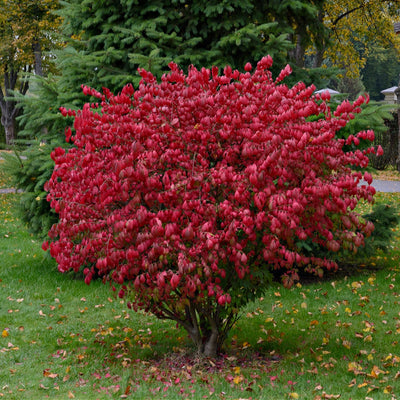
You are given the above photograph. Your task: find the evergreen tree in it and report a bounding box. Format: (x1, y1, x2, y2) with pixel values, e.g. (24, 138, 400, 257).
(362, 46, 400, 101)
(4, 74, 74, 237)
(57, 0, 329, 92)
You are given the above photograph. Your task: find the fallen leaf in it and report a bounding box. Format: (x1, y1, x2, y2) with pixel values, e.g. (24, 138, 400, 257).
(384, 386, 393, 394)
(43, 369, 58, 379)
(367, 277, 375, 285)
(348, 378, 356, 387)
(368, 365, 386, 379)
(321, 393, 341, 399)
(348, 362, 363, 375)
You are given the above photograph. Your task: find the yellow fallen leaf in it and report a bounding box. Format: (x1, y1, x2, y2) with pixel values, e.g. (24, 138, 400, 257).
(289, 393, 299, 399)
(367, 277, 375, 286)
(348, 362, 363, 374)
(1, 330, 9, 338)
(342, 340, 351, 349)
(384, 354, 392, 362)
(351, 281, 362, 289)
(368, 365, 386, 379)
(384, 386, 393, 394)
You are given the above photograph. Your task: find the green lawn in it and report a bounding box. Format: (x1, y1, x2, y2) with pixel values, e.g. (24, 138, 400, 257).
(0, 157, 13, 189)
(0, 185, 400, 398)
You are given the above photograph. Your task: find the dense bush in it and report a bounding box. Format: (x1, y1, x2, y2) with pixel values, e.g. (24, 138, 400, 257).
(361, 202, 400, 255)
(44, 57, 379, 356)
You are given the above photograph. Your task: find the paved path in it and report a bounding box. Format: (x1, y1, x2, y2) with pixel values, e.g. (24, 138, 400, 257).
(0, 188, 22, 194)
(1, 179, 400, 194)
(368, 179, 400, 193)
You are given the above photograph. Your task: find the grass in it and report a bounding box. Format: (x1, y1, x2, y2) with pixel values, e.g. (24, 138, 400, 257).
(371, 166, 400, 182)
(0, 156, 13, 189)
(0, 166, 400, 398)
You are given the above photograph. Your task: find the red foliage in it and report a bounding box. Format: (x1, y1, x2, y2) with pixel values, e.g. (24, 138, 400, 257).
(44, 57, 376, 353)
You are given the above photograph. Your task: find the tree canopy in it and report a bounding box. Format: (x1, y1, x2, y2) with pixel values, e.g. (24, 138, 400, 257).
(321, 0, 400, 78)
(0, 0, 62, 144)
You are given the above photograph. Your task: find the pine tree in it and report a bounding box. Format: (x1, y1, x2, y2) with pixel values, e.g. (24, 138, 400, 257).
(3, 75, 74, 237)
(57, 0, 330, 92)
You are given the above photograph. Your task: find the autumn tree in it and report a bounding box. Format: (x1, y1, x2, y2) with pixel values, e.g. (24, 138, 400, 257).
(0, 0, 62, 145)
(314, 0, 400, 78)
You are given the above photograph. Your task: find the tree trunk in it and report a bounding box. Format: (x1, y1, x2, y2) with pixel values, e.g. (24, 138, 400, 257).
(313, 47, 325, 68)
(2, 114, 16, 145)
(0, 66, 30, 145)
(294, 36, 305, 68)
(288, 34, 305, 68)
(33, 40, 43, 77)
(0, 91, 19, 145)
(179, 301, 237, 357)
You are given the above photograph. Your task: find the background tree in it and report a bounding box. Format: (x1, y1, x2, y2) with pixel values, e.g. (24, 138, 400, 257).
(319, 0, 400, 78)
(0, 0, 61, 145)
(362, 45, 400, 101)
(57, 0, 331, 94)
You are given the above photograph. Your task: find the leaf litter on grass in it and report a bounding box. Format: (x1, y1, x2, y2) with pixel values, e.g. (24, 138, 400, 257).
(1, 186, 400, 398)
